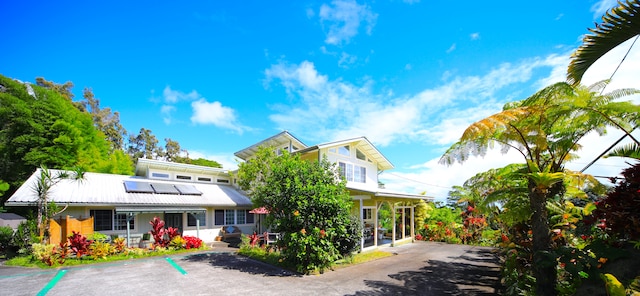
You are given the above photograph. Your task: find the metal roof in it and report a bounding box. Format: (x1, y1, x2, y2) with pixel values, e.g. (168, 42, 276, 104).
(6, 169, 252, 208)
(135, 158, 229, 177)
(234, 131, 308, 161)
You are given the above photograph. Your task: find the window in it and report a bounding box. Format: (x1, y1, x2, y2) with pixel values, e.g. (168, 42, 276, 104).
(328, 147, 337, 154)
(114, 213, 134, 230)
(339, 162, 366, 183)
(91, 210, 112, 231)
(356, 149, 367, 161)
(90, 210, 134, 231)
(197, 177, 212, 182)
(214, 210, 225, 225)
(338, 145, 351, 156)
(176, 175, 192, 180)
(237, 210, 246, 224)
(225, 209, 235, 225)
(215, 209, 252, 225)
(188, 212, 206, 227)
(216, 179, 230, 184)
(151, 172, 170, 179)
(363, 208, 372, 220)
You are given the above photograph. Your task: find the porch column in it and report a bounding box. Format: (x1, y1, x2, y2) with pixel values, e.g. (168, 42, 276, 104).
(373, 201, 379, 246)
(411, 205, 415, 241)
(359, 198, 364, 251)
(391, 202, 396, 246)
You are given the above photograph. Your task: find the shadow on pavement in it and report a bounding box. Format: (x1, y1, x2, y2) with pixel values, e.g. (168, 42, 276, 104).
(181, 252, 300, 277)
(348, 247, 502, 296)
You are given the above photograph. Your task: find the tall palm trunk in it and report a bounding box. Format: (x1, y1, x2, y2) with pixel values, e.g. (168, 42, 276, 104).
(529, 181, 557, 296)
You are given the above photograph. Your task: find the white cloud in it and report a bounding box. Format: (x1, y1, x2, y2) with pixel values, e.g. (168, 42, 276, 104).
(469, 32, 480, 40)
(263, 38, 640, 202)
(590, 0, 619, 19)
(446, 43, 456, 53)
(190, 99, 246, 134)
(161, 105, 176, 125)
(319, 0, 378, 45)
(163, 86, 200, 103)
(338, 52, 358, 68)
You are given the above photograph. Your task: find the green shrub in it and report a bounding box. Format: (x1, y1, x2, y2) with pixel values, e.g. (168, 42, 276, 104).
(0, 226, 13, 254)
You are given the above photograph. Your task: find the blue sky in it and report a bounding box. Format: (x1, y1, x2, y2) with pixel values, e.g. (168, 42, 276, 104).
(2, 0, 639, 202)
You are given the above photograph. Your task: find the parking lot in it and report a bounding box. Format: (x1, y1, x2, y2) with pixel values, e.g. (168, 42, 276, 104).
(0, 241, 501, 295)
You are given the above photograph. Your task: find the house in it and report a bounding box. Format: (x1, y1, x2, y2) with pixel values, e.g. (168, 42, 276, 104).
(0, 212, 26, 230)
(6, 131, 431, 250)
(233, 131, 432, 249)
(6, 158, 254, 245)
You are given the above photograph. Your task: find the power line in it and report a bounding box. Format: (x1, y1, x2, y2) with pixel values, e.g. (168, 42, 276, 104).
(580, 35, 639, 172)
(381, 172, 452, 189)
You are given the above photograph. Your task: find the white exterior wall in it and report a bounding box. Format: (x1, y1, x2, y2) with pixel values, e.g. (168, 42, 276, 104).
(319, 145, 379, 191)
(51, 206, 256, 243)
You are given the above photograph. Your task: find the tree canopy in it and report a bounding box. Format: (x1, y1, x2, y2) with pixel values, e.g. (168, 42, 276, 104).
(236, 146, 359, 274)
(440, 81, 640, 295)
(0, 75, 134, 204)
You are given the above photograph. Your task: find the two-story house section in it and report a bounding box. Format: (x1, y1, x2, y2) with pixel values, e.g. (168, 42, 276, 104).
(234, 131, 433, 250)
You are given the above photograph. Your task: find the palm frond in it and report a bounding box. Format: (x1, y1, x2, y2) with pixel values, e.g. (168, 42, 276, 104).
(605, 142, 640, 159)
(567, 0, 640, 85)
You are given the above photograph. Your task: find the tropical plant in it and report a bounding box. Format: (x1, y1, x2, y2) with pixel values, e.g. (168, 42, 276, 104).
(567, 0, 640, 86)
(67, 231, 91, 258)
(440, 81, 640, 295)
(592, 162, 640, 241)
(31, 166, 85, 242)
(183, 236, 203, 249)
(149, 217, 180, 248)
(236, 146, 357, 274)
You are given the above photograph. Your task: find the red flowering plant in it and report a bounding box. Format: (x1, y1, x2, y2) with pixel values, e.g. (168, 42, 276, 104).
(149, 217, 181, 248)
(68, 231, 91, 258)
(183, 236, 203, 249)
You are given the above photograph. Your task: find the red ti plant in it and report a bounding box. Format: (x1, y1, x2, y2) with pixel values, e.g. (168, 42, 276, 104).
(149, 217, 181, 247)
(150, 217, 167, 247)
(166, 227, 180, 240)
(68, 231, 91, 258)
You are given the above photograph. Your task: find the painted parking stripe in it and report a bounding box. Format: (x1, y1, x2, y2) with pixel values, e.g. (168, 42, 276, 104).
(165, 257, 187, 275)
(36, 269, 67, 296)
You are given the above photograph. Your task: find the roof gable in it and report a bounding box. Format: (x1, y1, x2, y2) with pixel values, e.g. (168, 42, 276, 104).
(234, 131, 307, 161)
(305, 137, 394, 171)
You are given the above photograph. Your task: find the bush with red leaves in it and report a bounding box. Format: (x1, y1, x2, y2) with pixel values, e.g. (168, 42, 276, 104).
(592, 162, 640, 240)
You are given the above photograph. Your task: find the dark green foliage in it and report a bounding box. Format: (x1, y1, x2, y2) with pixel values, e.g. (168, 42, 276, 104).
(0, 226, 13, 254)
(0, 75, 133, 204)
(184, 157, 223, 168)
(237, 147, 356, 274)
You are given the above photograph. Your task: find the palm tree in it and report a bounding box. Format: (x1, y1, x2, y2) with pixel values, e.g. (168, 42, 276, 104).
(440, 81, 639, 295)
(568, 0, 640, 163)
(567, 0, 640, 86)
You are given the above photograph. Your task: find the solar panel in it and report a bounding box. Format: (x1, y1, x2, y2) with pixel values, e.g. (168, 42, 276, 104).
(175, 184, 202, 195)
(150, 183, 180, 194)
(123, 181, 154, 193)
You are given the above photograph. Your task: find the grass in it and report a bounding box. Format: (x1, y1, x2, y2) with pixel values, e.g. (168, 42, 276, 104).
(237, 244, 393, 274)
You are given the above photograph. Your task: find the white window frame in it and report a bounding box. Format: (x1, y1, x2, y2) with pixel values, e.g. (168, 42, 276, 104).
(339, 162, 366, 183)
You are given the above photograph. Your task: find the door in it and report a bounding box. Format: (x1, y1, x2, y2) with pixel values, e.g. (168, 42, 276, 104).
(164, 213, 183, 234)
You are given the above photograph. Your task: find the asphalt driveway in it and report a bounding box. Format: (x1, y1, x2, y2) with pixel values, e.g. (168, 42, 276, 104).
(0, 241, 501, 295)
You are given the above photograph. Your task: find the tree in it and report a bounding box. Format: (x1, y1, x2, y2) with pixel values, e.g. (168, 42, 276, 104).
(163, 138, 182, 162)
(127, 128, 162, 161)
(236, 146, 358, 274)
(0, 75, 133, 205)
(32, 166, 84, 242)
(440, 81, 640, 295)
(35, 77, 75, 101)
(79, 88, 128, 152)
(567, 0, 640, 86)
